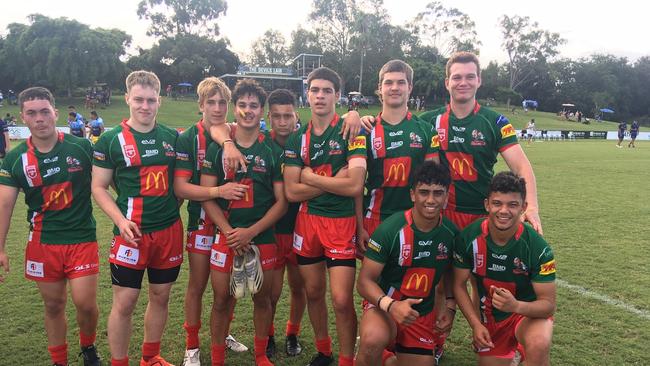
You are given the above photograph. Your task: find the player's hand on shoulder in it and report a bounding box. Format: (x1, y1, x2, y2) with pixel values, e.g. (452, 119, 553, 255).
(223, 142, 248, 173)
(523, 207, 543, 235)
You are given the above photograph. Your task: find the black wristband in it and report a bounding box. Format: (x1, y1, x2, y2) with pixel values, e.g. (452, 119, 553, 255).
(446, 296, 455, 300)
(376, 295, 386, 308)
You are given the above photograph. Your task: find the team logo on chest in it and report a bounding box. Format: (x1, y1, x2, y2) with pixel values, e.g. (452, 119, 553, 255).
(162, 141, 175, 157)
(436, 242, 449, 259)
(373, 137, 383, 150)
(26, 165, 38, 179)
(471, 129, 486, 146)
(328, 140, 342, 155)
(124, 145, 136, 159)
(512, 257, 529, 275)
(66, 156, 83, 172)
(409, 132, 423, 148)
(253, 155, 267, 172)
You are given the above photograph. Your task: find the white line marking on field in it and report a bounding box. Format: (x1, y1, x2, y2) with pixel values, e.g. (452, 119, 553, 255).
(557, 279, 650, 321)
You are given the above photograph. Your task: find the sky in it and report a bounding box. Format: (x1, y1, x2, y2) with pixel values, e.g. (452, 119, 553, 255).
(2, 0, 647, 66)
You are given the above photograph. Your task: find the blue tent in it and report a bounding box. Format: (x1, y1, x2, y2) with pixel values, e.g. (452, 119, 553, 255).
(522, 100, 538, 108)
(600, 108, 614, 113)
(177, 82, 192, 87)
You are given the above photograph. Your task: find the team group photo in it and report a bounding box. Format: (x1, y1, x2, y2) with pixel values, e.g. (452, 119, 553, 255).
(0, 1, 647, 366)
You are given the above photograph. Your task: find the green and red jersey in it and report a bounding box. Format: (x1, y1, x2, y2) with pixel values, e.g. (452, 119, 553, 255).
(93, 120, 180, 235)
(174, 120, 215, 232)
(269, 133, 300, 235)
(0, 133, 96, 244)
(420, 104, 518, 215)
(365, 112, 440, 221)
(364, 209, 458, 315)
(453, 218, 556, 323)
(284, 114, 367, 218)
(202, 132, 283, 244)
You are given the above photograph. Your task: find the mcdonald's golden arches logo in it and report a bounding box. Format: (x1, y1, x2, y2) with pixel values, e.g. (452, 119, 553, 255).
(140, 165, 169, 197)
(383, 157, 411, 187)
(400, 267, 435, 298)
(446, 152, 477, 182)
(41, 182, 73, 211)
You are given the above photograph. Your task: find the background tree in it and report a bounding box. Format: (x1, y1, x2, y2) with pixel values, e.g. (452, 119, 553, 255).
(499, 14, 565, 107)
(0, 14, 130, 96)
(137, 0, 228, 38)
(249, 29, 290, 68)
(408, 1, 481, 57)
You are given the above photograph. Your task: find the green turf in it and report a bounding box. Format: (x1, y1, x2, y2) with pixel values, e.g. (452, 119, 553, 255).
(1, 100, 648, 365)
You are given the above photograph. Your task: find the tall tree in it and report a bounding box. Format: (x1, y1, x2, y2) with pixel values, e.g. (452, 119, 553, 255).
(289, 26, 323, 58)
(499, 15, 565, 98)
(0, 14, 130, 96)
(408, 1, 481, 57)
(137, 0, 228, 38)
(249, 29, 289, 68)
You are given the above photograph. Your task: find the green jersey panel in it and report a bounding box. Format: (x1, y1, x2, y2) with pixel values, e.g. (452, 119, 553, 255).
(453, 218, 556, 323)
(365, 209, 458, 315)
(420, 105, 519, 214)
(284, 115, 367, 217)
(202, 133, 283, 244)
(364, 112, 440, 221)
(175, 121, 215, 231)
(0, 133, 96, 244)
(92, 121, 180, 234)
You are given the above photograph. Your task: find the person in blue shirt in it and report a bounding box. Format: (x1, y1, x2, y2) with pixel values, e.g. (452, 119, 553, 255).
(68, 112, 86, 138)
(616, 121, 627, 148)
(88, 111, 105, 144)
(68, 105, 84, 124)
(628, 121, 640, 148)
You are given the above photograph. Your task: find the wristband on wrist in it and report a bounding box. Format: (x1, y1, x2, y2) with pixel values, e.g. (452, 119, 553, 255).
(447, 307, 456, 313)
(386, 299, 396, 314)
(376, 295, 386, 308)
(446, 296, 455, 300)
(222, 139, 233, 147)
(215, 186, 220, 198)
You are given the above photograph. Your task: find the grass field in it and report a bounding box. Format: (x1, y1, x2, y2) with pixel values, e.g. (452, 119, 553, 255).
(1, 99, 648, 365)
(0, 96, 625, 132)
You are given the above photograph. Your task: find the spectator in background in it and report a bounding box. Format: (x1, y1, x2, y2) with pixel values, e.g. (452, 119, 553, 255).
(88, 111, 105, 144)
(68, 105, 84, 124)
(526, 119, 536, 145)
(0, 113, 9, 158)
(0, 91, 4, 107)
(68, 112, 86, 138)
(628, 120, 640, 148)
(616, 121, 627, 148)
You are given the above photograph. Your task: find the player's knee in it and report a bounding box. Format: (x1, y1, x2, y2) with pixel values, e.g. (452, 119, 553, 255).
(211, 293, 231, 312)
(304, 283, 326, 303)
(359, 328, 389, 352)
(43, 296, 66, 316)
(111, 297, 138, 317)
(330, 292, 353, 315)
(523, 334, 552, 360)
(74, 299, 99, 317)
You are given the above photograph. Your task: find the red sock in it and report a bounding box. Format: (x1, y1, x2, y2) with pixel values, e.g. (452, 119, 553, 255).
(184, 322, 201, 349)
(339, 354, 355, 366)
(254, 336, 273, 366)
(142, 341, 161, 361)
(48, 344, 67, 365)
(111, 357, 129, 366)
(286, 321, 300, 336)
(211, 343, 226, 366)
(315, 336, 332, 357)
(80, 331, 96, 347)
(382, 350, 395, 364)
(268, 323, 275, 337)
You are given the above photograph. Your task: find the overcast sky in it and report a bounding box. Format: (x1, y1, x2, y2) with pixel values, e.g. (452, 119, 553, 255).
(3, 0, 647, 65)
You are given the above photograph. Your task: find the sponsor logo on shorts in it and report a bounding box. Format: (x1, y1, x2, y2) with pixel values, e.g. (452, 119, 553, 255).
(328, 248, 354, 256)
(540, 259, 556, 275)
(194, 234, 213, 251)
(418, 337, 434, 345)
(210, 249, 227, 268)
(169, 254, 183, 263)
(26, 260, 44, 278)
(293, 233, 304, 251)
(116, 245, 139, 265)
(73, 263, 98, 272)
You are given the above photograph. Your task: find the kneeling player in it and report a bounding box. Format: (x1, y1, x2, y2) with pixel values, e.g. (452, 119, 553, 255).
(356, 161, 457, 366)
(0, 87, 101, 366)
(201, 79, 287, 366)
(453, 172, 556, 366)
